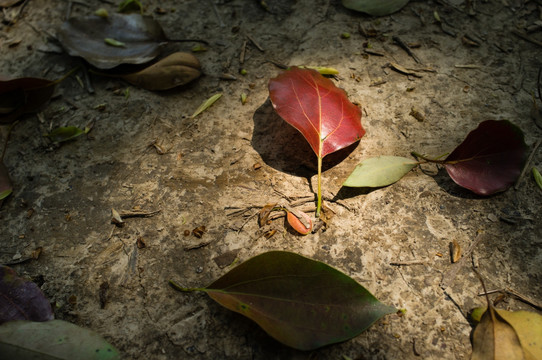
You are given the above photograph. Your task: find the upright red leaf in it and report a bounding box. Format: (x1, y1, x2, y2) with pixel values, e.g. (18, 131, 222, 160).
(444, 120, 527, 195)
(268, 67, 365, 158)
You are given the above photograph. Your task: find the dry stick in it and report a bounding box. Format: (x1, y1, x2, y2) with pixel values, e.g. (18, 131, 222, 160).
(477, 288, 542, 311)
(512, 29, 542, 48)
(239, 40, 247, 64)
(247, 35, 264, 52)
(514, 138, 542, 190)
(440, 233, 485, 289)
(392, 36, 422, 64)
(390, 259, 428, 266)
(209, 0, 225, 28)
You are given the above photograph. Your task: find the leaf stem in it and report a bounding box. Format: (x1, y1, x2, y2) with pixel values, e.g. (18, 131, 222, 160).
(410, 151, 447, 164)
(316, 155, 322, 218)
(168, 279, 203, 293)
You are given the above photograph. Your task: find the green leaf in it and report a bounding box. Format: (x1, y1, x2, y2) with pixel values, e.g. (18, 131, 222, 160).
(45, 126, 89, 143)
(0, 320, 121, 360)
(104, 38, 126, 47)
(342, 0, 410, 16)
(190, 93, 222, 118)
(533, 167, 542, 191)
(343, 156, 418, 187)
(175, 251, 396, 350)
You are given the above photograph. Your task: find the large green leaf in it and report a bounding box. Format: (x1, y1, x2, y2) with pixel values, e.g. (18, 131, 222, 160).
(0, 320, 120, 359)
(342, 0, 410, 16)
(343, 156, 418, 187)
(177, 251, 396, 350)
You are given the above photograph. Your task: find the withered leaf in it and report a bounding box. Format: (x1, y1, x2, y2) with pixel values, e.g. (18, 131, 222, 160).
(58, 14, 167, 69)
(258, 203, 277, 227)
(451, 239, 461, 263)
(120, 52, 201, 90)
(471, 305, 526, 360)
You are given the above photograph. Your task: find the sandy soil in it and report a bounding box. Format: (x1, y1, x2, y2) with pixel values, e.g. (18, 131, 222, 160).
(1, 0, 541, 359)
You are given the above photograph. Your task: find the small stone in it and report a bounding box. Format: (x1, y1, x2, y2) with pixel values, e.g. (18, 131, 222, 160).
(487, 213, 498, 222)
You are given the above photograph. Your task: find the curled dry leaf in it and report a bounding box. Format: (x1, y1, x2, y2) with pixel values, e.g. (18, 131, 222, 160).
(58, 14, 167, 69)
(258, 203, 277, 227)
(121, 52, 201, 90)
(286, 209, 313, 235)
(450, 239, 461, 263)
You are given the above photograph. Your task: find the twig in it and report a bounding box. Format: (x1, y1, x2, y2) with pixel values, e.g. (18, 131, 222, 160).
(512, 29, 542, 48)
(440, 232, 485, 289)
(477, 288, 542, 311)
(209, 0, 225, 27)
(246, 34, 264, 52)
(82, 65, 94, 94)
(390, 259, 428, 266)
(118, 209, 161, 218)
(7, 0, 29, 26)
(392, 36, 422, 64)
(514, 138, 542, 190)
(183, 241, 212, 251)
(239, 40, 247, 64)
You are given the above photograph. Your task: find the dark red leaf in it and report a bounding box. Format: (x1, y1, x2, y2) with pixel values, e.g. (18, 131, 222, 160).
(444, 120, 527, 195)
(0, 266, 54, 324)
(268, 67, 365, 158)
(0, 77, 56, 124)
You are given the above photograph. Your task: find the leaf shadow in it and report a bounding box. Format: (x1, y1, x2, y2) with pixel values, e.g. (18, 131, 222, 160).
(252, 99, 359, 177)
(431, 167, 489, 199)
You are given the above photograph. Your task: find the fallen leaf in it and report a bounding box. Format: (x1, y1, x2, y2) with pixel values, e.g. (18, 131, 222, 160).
(0, 320, 120, 359)
(444, 120, 528, 195)
(111, 208, 124, 226)
(0, 266, 53, 324)
(342, 0, 410, 16)
(190, 93, 222, 118)
(0, 0, 21, 7)
(533, 167, 542, 190)
(343, 156, 418, 187)
(104, 38, 126, 47)
(472, 306, 525, 360)
(120, 52, 201, 90)
(0, 161, 13, 202)
(172, 251, 396, 350)
(0, 77, 56, 124)
(286, 209, 313, 235)
(471, 307, 542, 360)
(451, 239, 461, 263)
(118, 0, 142, 13)
(58, 14, 168, 69)
(258, 203, 277, 227)
(45, 126, 89, 143)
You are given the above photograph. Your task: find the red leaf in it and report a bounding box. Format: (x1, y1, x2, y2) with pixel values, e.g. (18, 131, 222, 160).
(0, 77, 56, 124)
(444, 120, 527, 195)
(268, 67, 365, 158)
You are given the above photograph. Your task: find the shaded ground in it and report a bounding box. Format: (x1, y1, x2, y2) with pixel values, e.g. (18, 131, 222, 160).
(1, 0, 541, 359)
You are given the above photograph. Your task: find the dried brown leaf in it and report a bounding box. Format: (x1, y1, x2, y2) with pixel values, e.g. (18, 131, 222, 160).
(120, 52, 201, 90)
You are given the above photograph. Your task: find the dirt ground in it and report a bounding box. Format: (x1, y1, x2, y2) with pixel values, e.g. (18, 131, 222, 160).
(1, 0, 542, 359)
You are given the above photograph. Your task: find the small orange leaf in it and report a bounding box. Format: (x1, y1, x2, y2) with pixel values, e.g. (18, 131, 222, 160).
(286, 210, 312, 235)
